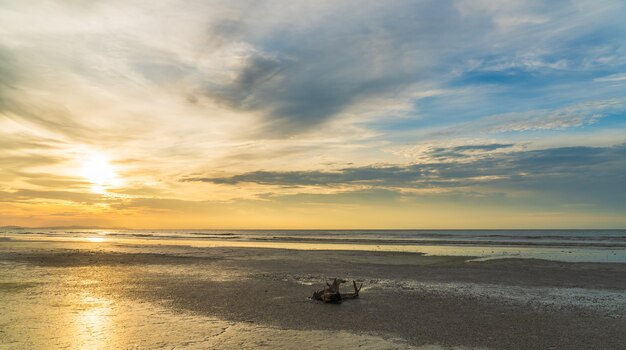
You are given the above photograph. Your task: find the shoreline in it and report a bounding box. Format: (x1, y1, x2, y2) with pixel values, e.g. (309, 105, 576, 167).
(3, 233, 626, 264)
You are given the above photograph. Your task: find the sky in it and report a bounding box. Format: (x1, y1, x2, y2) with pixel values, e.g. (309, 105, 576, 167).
(1, 0, 625, 229)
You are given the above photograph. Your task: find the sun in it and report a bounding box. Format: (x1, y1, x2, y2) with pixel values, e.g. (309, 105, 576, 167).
(80, 153, 121, 193)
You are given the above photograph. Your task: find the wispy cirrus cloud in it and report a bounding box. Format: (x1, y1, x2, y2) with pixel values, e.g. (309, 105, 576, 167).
(594, 73, 626, 82)
(483, 98, 626, 132)
(422, 98, 626, 138)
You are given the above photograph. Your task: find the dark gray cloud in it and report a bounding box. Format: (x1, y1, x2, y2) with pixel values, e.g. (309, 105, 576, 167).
(452, 143, 514, 151)
(197, 1, 494, 134)
(183, 165, 416, 186)
(184, 143, 626, 208)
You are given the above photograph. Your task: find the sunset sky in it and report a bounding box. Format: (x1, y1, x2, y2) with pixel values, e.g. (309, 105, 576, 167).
(1, 0, 625, 228)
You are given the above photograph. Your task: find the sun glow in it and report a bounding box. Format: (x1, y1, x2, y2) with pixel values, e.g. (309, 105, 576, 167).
(80, 153, 121, 193)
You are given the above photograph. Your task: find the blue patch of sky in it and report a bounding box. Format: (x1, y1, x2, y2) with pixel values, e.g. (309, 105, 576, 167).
(370, 62, 626, 134)
(586, 112, 626, 129)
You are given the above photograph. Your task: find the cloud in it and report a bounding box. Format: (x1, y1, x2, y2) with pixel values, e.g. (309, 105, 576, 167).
(2, 0, 625, 140)
(483, 98, 626, 132)
(183, 143, 626, 208)
(191, 1, 495, 134)
(184, 166, 411, 187)
(0, 46, 24, 117)
(0, 189, 107, 205)
(201, 49, 361, 133)
(427, 143, 514, 161)
(387, 140, 522, 164)
(0, 44, 88, 135)
(425, 98, 626, 138)
(594, 73, 626, 83)
(460, 56, 570, 74)
(0, 154, 64, 172)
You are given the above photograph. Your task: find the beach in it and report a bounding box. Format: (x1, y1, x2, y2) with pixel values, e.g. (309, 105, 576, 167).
(1, 232, 625, 349)
(4, 1, 626, 348)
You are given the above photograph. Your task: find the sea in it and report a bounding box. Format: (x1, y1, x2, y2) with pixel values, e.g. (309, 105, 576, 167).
(2, 228, 625, 263)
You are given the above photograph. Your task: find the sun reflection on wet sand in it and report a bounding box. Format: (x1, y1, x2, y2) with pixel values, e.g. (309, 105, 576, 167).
(0, 266, 117, 349)
(0, 258, 421, 349)
(74, 293, 113, 349)
(76, 294, 111, 349)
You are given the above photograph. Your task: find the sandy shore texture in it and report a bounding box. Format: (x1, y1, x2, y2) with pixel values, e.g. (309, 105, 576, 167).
(1, 240, 625, 349)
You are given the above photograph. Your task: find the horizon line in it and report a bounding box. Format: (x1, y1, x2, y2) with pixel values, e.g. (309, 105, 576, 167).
(2, 226, 625, 231)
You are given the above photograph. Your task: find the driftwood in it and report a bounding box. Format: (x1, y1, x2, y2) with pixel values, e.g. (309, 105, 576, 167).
(312, 278, 363, 304)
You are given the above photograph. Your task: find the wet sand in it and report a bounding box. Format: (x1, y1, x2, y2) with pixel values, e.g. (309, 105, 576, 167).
(1, 240, 625, 349)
